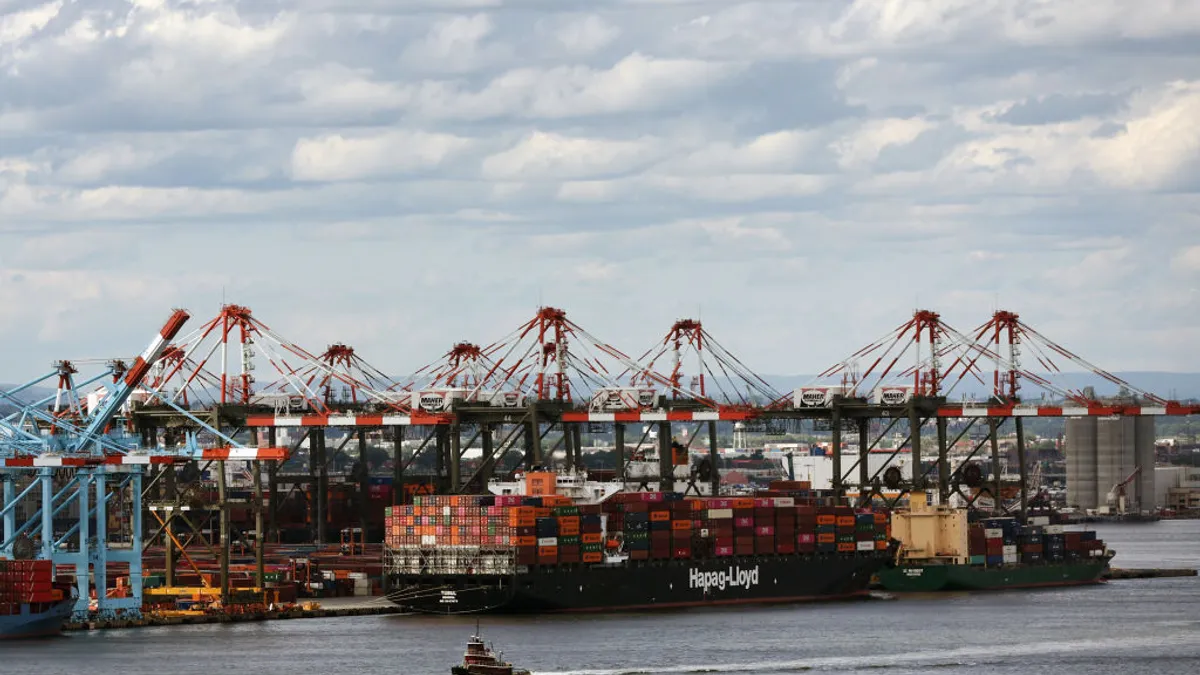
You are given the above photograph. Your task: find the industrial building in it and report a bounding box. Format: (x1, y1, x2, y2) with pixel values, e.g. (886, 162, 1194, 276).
(1154, 466, 1200, 511)
(1065, 416, 1156, 512)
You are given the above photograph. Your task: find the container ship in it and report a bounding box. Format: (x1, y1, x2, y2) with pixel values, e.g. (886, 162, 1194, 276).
(1, 559, 75, 639)
(875, 492, 1113, 592)
(383, 475, 897, 614)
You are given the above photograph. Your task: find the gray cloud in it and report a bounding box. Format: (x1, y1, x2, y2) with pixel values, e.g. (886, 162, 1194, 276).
(995, 93, 1126, 125)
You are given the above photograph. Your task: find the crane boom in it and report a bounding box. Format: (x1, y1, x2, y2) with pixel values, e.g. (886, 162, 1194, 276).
(75, 310, 190, 453)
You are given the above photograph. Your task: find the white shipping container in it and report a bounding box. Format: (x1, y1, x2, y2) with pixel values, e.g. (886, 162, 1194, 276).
(411, 388, 468, 412)
(772, 497, 795, 507)
(1045, 525, 1064, 535)
(1002, 545, 1018, 555)
(872, 385, 915, 406)
(984, 528, 1004, 539)
(589, 387, 657, 411)
(706, 508, 734, 519)
(856, 541, 875, 551)
(537, 537, 558, 546)
(793, 386, 847, 408)
(1028, 516, 1051, 526)
(1003, 553, 1018, 564)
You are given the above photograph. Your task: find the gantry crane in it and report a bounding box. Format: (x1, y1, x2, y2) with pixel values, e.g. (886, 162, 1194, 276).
(0, 310, 285, 620)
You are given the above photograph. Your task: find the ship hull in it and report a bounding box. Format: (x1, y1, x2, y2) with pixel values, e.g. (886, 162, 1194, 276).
(390, 553, 890, 614)
(876, 559, 1111, 593)
(0, 599, 75, 640)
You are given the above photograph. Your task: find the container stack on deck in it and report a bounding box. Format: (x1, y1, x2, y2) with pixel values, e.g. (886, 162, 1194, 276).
(0, 560, 61, 608)
(383, 490, 892, 575)
(967, 516, 1107, 567)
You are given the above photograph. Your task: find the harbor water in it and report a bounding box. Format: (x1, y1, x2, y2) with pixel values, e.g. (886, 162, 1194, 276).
(5, 521, 1199, 675)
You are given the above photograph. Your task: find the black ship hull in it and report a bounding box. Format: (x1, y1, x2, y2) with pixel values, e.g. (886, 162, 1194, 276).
(388, 553, 891, 614)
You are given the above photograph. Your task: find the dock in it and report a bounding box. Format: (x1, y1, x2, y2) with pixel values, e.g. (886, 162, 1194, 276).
(63, 598, 405, 633)
(1104, 568, 1197, 580)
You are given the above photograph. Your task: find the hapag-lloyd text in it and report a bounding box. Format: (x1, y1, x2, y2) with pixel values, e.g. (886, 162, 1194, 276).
(689, 566, 761, 593)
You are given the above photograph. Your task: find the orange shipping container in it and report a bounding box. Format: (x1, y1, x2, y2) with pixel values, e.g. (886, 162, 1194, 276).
(650, 511, 671, 522)
(670, 520, 692, 531)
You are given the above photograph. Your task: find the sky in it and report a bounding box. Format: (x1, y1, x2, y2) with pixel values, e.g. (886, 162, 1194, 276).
(1, 0, 1199, 387)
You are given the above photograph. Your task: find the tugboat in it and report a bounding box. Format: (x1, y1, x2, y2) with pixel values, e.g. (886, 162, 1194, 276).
(451, 626, 530, 675)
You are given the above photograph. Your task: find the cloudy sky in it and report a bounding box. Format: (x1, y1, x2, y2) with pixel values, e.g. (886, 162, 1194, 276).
(1, 0, 1199, 388)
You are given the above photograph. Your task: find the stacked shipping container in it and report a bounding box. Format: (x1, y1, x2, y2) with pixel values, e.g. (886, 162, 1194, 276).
(384, 491, 892, 576)
(0, 560, 62, 610)
(966, 517, 1107, 567)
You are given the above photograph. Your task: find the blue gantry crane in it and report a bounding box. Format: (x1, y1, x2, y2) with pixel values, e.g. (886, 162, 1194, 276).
(0, 310, 284, 620)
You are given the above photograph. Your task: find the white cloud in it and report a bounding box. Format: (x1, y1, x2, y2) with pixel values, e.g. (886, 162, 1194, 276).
(400, 13, 507, 73)
(833, 117, 934, 169)
(1087, 81, 1200, 190)
(550, 15, 620, 55)
(56, 143, 166, 183)
(291, 130, 471, 181)
(819, 0, 1200, 54)
(0, 1, 62, 45)
(454, 52, 741, 119)
(672, 129, 822, 174)
(482, 132, 660, 180)
(1173, 246, 1200, 275)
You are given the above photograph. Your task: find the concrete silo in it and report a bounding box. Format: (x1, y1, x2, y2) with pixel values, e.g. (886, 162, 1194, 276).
(1066, 414, 1157, 512)
(1135, 416, 1157, 510)
(1066, 417, 1098, 510)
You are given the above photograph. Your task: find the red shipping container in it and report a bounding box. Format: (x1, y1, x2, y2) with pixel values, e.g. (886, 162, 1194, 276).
(715, 546, 734, 556)
(775, 543, 796, 554)
(755, 525, 775, 536)
(735, 517, 754, 528)
(797, 533, 816, 544)
(672, 547, 692, 559)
